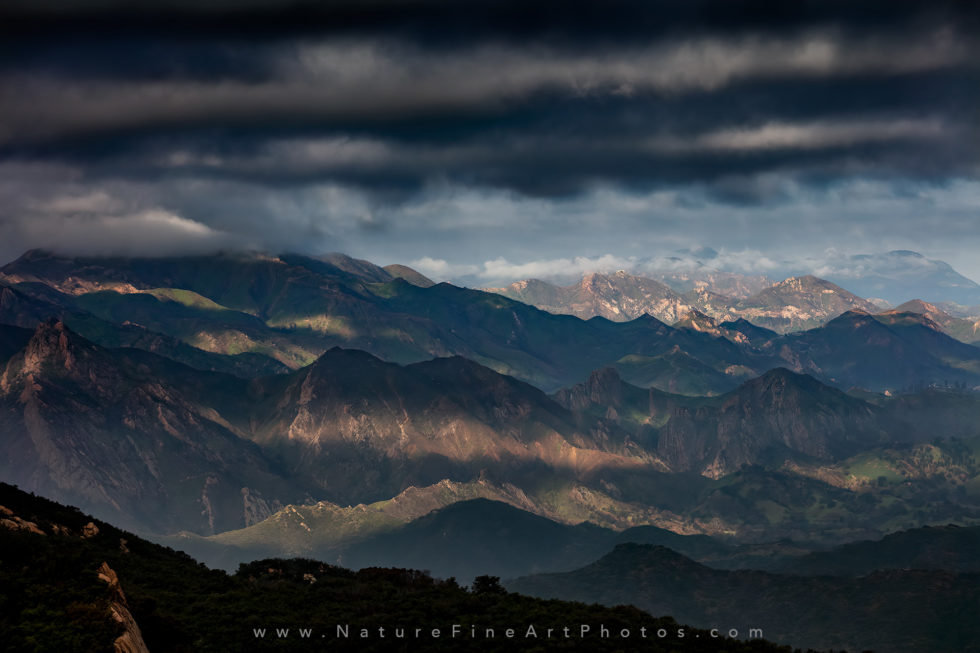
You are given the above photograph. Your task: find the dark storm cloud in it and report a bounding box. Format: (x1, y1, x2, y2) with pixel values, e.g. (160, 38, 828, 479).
(0, 0, 977, 277)
(2, 1, 974, 46)
(3, 39, 975, 191)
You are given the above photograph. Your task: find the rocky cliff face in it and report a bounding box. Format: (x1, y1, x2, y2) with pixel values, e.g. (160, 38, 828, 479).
(0, 320, 301, 534)
(553, 367, 629, 411)
(98, 562, 151, 653)
(673, 310, 751, 344)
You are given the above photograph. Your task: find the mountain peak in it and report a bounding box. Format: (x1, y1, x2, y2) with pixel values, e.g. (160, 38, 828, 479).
(410, 354, 502, 379)
(630, 312, 669, 326)
(583, 367, 625, 405)
(889, 300, 956, 330)
(894, 299, 942, 315)
(735, 275, 877, 333)
(732, 367, 861, 409)
(730, 367, 820, 397)
(314, 252, 392, 283)
(382, 264, 435, 288)
(754, 366, 814, 385)
(821, 310, 880, 331)
(17, 248, 58, 261)
(22, 318, 78, 374)
(497, 278, 559, 295)
(681, 308, 711, 320)
(489, 270, 690, 324)
(719, 317, 778, 340)
(767, 275, 867, 297)
(313, 346, 386, 366)
(601, 542, 711, 574)
(674, 309, 718, 331)
(832, 309, 874, 321)
(580, 271, 614, 288)
(875, 310, 946, 332)
(2, 319, 129, 396)
(775, 274, 832, 289)
(588, 365, 622, 386)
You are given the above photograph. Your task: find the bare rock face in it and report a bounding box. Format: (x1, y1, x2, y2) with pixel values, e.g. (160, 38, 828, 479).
(553, 367, 626, 412)
(490, 271, 694, 323)
(490, 271, 880, 334)
(83, 521, 100, 538)
(241, 487, 280, 527)
(734, 275, 878, 333)
(0, 321, 303, 535)
(22, 319, 76, 374)
(0, 504, 46, 535)
(674, 310, 749, 344)
(97, 562, 151, 653)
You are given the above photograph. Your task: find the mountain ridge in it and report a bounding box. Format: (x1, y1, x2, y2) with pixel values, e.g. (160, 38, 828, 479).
(508, 541, 980, 653)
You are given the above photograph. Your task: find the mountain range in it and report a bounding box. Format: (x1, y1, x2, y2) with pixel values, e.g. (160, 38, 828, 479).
(4, 317, 980, 547)
(488, 271, 696, 324)
(4, 250, 979, 397)
(509, 541, 980, 653)
(3, 248, 980, 652)
(476, 249, 980, 308)
(489, 270, 938, 335)
(2, 248, 980, 542)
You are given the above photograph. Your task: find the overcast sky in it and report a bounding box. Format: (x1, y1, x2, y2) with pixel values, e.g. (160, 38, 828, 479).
(1, 0, 978, 282)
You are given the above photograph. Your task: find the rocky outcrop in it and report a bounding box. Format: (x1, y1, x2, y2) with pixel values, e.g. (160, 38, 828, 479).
(0, 499, 149, 652)
(553, 367, 626, 411)
(98, 562, 150, 653)
(0, 504, 46, 535)
(674, 310, 749, 344)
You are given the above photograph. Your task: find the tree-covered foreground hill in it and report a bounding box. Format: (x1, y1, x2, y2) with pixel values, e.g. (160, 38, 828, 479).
(0, 483, 809, 652)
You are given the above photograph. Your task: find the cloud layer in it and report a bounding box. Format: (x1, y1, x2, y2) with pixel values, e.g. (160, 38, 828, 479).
(0, 1, 977, 280)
